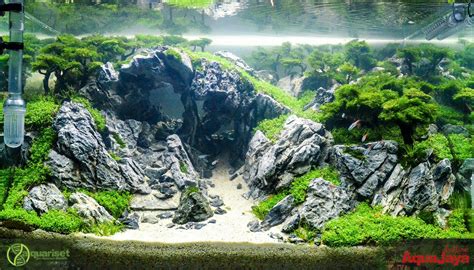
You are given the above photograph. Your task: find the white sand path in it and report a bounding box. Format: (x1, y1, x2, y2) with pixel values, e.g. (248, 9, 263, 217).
(99, 162, 282, 243)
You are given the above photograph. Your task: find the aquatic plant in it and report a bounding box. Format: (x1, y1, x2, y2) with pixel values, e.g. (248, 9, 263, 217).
(252, 167, 341, 219)
(187, 38, 212, 52)
(71, 96, 107, 132)
(25, 96, 60, 130)
(321, 203, 473, 247)
(85, 191, 132, 219)
(254, 114, 289, 142)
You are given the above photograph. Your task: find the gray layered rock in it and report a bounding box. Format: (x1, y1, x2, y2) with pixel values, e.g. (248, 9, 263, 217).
(105, 113, 142, 156)
(381, 159, 456, 216)
(441, 124, 470, 137)
(303, 86, 338, 111)
(261, 195, 295, 229)
(255, 70, 278, 84)
(23, 183, 67, 214)
(47, 150, 80, 188)
(69, 192, 114, 223)
(329, 141, 399, 198)
(299, 178, 352, 229)
(277, 75, 306, 97)
(151, 135, 199, 190)
(456, 158, 474, 194)
(52, 102, 149, 193)
(172, 188, 213, 224)
(215, 51, 255, 75)
(243, 115, 332, 198)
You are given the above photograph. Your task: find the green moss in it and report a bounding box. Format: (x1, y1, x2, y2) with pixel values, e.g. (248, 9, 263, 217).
(293, 223, 317, 243)
(252, 167, 340, 219)
(251, 192, 289, 220)
(71, 96, 106, 132)
(85, 190, 131, 219)
(179, 161, 189, 174)
(290, 167, 341, 204)
(447, 209, 469, 234)
(343, 148, 366, 160)
(3, 128, 55, 210)
(0, 169, 13, 206)
(0, 208, 84, 234)
(164, 48, 182, 61)
(112, 133, 126, 149)
(414, 134, 453, 161)
(448, 134, 474, 161)
(437, 105, 465, 126)
(254, 115, 289, 142)
(321, 203, 473, 247)
(109, 152, 121, 162)
(25, 97, 60, 129)
(85, 222, 124, 236)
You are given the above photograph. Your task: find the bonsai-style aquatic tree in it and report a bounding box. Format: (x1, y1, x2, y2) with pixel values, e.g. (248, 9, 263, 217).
(338, 62, 359, 84)
(344, 40, 376, 71)
(380, 88, 437, 145)
(187, 38, 212, 52)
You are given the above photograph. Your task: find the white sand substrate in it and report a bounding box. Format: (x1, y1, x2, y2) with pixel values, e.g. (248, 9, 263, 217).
(96, 162, 283, 244)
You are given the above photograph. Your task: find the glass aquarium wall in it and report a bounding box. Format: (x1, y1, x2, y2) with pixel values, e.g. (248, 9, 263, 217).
(0, 1, 473, 269)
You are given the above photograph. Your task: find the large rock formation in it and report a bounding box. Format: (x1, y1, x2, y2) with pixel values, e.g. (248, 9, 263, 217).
(69, 192, 114, 223)
(379, 159, 455, 216)
(299, 178, 352, 229)
(172, 188, 213, 224)
(330, 141, 399, 199)
(303, 85, 338, 112)
(243, 115, 333, 198)
(50, 101, 150, 193)
(23, 183, 67, 214)
(329, 141, 455, 217)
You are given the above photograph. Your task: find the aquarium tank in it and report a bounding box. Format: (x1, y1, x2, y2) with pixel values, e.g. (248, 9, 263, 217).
(0, 0, 473, 269)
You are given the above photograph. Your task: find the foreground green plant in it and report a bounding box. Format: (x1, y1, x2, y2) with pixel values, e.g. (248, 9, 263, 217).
(321, 203, 473, 247)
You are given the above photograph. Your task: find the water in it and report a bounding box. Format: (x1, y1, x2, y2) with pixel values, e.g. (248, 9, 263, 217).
(0, 1, 473, 268)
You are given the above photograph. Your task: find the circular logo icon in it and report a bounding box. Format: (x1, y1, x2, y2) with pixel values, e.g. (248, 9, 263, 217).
(6, 243, 30, 267)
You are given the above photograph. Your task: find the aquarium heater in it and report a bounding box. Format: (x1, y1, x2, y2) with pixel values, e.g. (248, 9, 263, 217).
(423, 2, 473, 40)
(0, 0, 25, 148)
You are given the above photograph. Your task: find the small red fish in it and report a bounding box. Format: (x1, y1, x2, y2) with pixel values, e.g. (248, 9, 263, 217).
(361, 133, 369, 143)
(348, 119, 361, 131)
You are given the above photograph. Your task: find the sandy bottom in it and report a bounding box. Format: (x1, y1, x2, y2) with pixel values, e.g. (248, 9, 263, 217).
(101, 162, 282, 244)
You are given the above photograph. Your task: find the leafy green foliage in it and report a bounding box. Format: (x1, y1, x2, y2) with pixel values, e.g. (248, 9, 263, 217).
(3, 128, 55, 209)
(112, 133, 126, 149)
(179, 161, 189, 174)
(290, 167, 341, 204)
(293, 223, 317, 243)
(448, 134, 474, 161)
(413, 134, 452, 161)
(165, 48, 183, 61)
(322, 203, 473, 247)
(85, 222, 124, 236)
(85, 191, 131, 219)
(187, 38, 212, 52)
(25, 97, 60, 130)
(254, 115, 289, 142)
(71, 96, 106, 132)
(0, 208, 84, 234)
(251, 192, 288, 220)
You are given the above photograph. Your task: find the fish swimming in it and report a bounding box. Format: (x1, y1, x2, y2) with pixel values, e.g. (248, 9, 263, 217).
(361, 133, 368, 143)
(348, 120, 361, 131)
